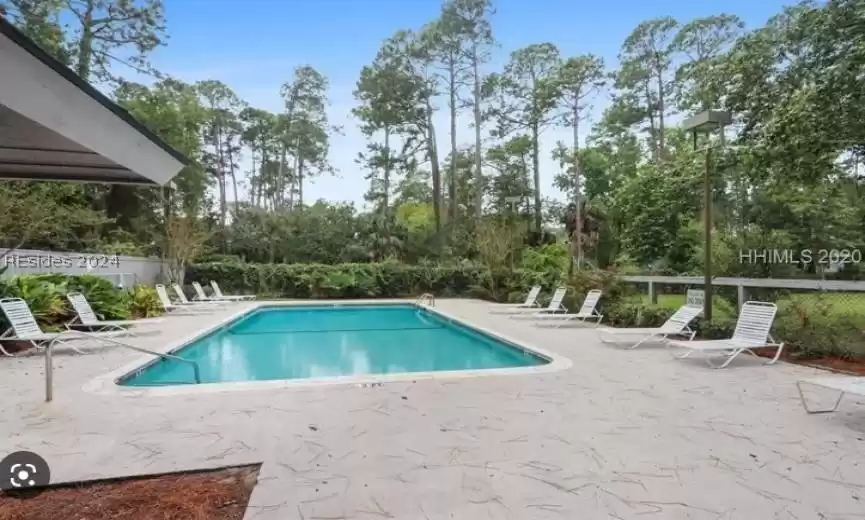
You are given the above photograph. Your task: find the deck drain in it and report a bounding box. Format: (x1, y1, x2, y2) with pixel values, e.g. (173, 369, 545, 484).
(356, 382, 383, 388)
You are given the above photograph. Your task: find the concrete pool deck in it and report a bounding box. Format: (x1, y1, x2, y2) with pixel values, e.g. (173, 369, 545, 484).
(0, 298, 863, 519)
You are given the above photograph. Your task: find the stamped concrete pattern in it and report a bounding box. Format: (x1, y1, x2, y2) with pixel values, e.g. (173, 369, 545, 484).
(1, 299, 864, 519)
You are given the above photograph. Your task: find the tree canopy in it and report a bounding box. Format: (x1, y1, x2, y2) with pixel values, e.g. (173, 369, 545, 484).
(1, 0, 863, 278)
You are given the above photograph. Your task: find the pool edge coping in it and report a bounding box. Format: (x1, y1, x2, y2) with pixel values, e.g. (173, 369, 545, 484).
(82, 299, 573, 398)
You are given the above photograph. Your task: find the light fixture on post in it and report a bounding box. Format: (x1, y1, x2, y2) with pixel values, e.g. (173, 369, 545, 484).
(682, 110, 732, 324)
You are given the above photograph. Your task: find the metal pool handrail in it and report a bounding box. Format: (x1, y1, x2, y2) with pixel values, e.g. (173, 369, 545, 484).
(416, 293, 435, 307)
(45, 330, 201, 402)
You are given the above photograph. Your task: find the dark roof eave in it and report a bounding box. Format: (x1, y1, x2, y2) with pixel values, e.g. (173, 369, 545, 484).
(0, 16, 191, 167)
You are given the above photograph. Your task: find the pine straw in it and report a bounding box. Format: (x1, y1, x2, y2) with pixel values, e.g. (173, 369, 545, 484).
(0, 466, 258, 520)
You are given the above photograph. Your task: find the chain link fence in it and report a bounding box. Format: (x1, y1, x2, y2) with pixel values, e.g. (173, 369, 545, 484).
(621, 276, 865, 313)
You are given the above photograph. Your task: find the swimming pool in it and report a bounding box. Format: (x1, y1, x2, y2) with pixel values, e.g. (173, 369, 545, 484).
(119, 304, 549, 386)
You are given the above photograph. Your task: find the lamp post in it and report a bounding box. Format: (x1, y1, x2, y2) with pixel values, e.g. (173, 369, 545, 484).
(682, 110, 731, 324)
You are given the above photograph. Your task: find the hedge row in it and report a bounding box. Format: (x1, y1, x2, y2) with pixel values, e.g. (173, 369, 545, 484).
(187, 261, 561, 301)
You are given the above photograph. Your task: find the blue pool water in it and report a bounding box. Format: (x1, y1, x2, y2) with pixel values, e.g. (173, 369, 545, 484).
(119, 305, 547, 386)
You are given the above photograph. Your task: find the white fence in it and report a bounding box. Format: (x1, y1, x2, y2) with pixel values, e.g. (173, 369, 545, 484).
(621, 275, 865, 310)
(0, 248, 165, 287)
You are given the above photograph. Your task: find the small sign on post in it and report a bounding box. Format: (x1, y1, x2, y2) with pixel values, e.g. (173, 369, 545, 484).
(686, 289, 705, 309)
(504, 196, 521, 212)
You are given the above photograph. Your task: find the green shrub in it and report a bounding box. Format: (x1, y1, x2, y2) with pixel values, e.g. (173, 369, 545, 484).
(196, 253, 246, 264)
(467, 284, 495, 301)
(775, 296, 865, 359)
(604, 301, 674, 327)
(518, 243, 569, 274)
(489, 268, 562, 303)
(691, 316, 736, 340)
(65, 274, 130, 321)
(128, 285, 162, 319)
(562, 269, 626, 315)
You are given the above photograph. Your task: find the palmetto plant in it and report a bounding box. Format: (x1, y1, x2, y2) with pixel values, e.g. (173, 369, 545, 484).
(65, 274, 131, 320)
(1, 276, 69, 331)
(127, 285, 162, 319)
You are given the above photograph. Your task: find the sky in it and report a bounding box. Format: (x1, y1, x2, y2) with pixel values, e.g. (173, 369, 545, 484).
(143, 0, 791, 209)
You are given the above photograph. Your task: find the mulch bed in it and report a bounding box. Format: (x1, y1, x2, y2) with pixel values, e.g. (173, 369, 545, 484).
(753, 348, 865, 375)
(0, 465, 260, 520)
(0, 342, 34, 355)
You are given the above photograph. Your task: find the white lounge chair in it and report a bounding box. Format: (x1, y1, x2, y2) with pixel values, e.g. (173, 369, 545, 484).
(155, 285, 214, 314)
(66, 292, 164, 333)
(667, 301, 784, 369)
(210, 280, 256, 301)
(599, 289, 704, 348)
(0, 298, 120, 356)
(511, 287, 568, 318)
(171, 283, 227, 307)
(489, 285, 542, 314)
(529, 289, 604, 327)
(191, 281, 242, 302)
(796, 376, 865, 414)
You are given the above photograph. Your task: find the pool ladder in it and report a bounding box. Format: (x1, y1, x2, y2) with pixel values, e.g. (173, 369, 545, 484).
(416, 293, 435, 307)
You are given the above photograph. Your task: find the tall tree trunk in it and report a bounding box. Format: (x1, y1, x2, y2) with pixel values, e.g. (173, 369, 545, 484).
(226, 139, 239, 219)
(426, 102, 442, 234)
(218, 173, 227, 251)
(297, 158, 305, 210)
(531, 123, 542, 232)
(472, 49, 483, 220)
(161, 185, 171, 282)
(288, 146, 299, 211)
(520, 151, 530, 229)
(383, 125, 391, 219)
(656, 69, 666, 159)
(258, 139, 267, 207)
(278, 144, 287, 210)
(644, 82, 658, 160)
(75, 1, 94, 80)
(214, 121, 228, 251)
(572, 103, 582, 270)
(448, 58, 458, 220)
(250, 152, 257, 205)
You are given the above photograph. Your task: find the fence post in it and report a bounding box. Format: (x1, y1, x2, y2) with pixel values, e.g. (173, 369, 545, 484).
(648, 281, 657, 304)
(737, 284, 745, 311)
